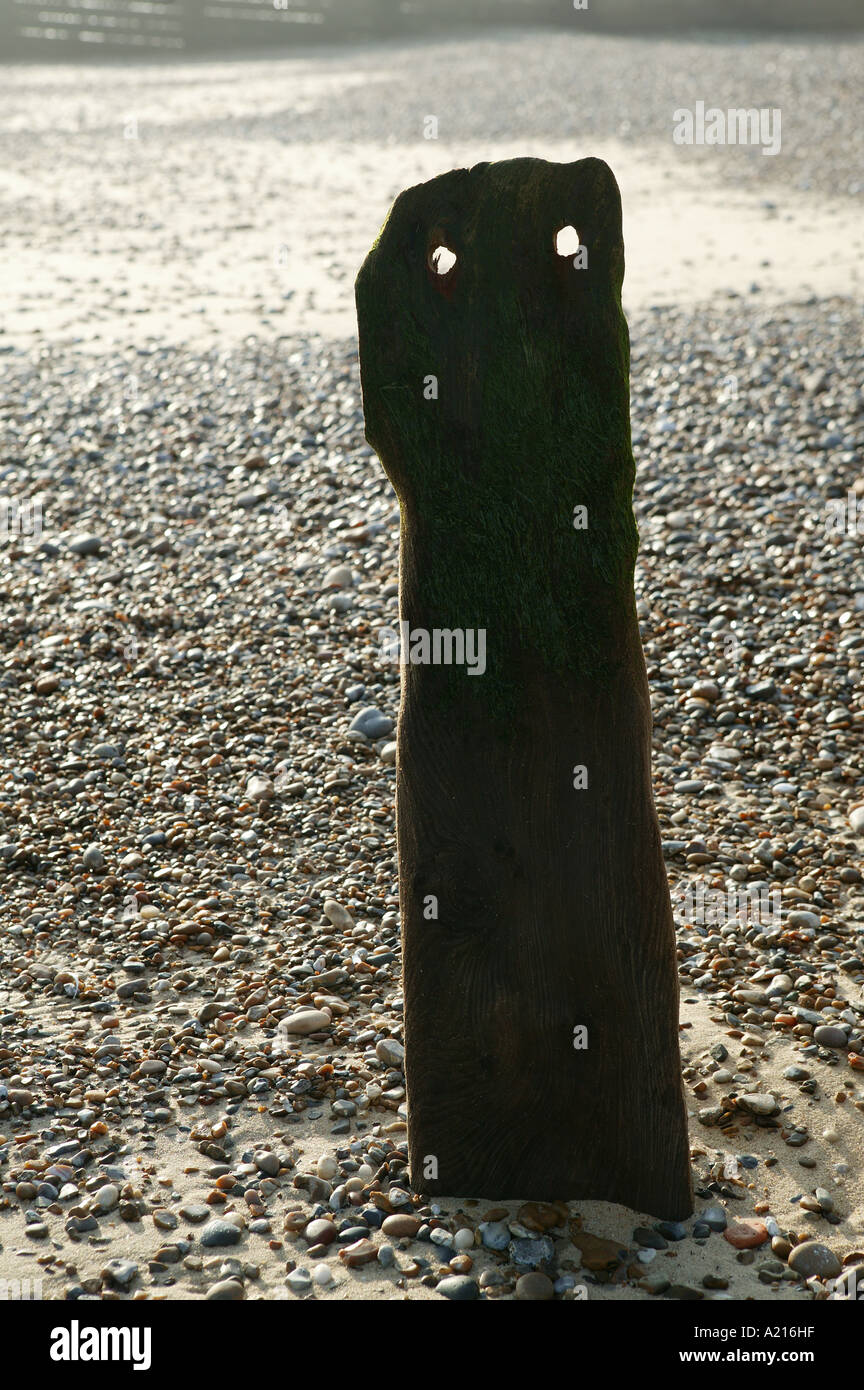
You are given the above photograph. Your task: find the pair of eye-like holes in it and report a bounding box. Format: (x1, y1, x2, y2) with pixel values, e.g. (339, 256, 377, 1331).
(428, 224, 583, 275)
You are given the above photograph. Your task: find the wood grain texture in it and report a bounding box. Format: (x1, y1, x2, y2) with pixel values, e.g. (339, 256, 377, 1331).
(355, 157, 693, 1220)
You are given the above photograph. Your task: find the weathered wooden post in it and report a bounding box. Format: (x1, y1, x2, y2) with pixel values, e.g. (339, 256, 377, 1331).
(355, 157, 693, 1220)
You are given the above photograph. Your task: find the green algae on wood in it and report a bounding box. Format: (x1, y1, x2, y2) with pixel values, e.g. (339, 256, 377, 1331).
(356, 157, 639, 716)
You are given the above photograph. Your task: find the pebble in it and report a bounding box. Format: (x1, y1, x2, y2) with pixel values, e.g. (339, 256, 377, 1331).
(700, 1207, 728, 1232)
(479, 1221, 510, 1251)
(348, 707, 394, 739)
(381, 1214, 421, 1238)
(570, 1232, 629, 1271)
(323, 564, 353, 589)
(339, 1238, 377, 1268)
(510, 1236, 554, 1267)
(180, 1204, 211, 1224)
(635, 1227, 668, 1250)
(436, 1275, 479, 1301)
(206, 1279, 244, 1300)
(101, 1259, 138, 1287)
(738, 1093, 779, 1117)
(322, 900, 354, 930)
(66, 532, 103, 556)
(724, 1220, 769, 1250)
(200, 1220, 243, 1248)
(787, 1241, 842, 1279)
(787, 911, 820, 931)
(375, 1037, 405, 1067)
(516, 1272, 555, 1300)
(304, 1219, 338, 1246)
(286, 1268, 313, 1295)
(656, 1221, 687, 1242)
(280, 1009, 331, 1035)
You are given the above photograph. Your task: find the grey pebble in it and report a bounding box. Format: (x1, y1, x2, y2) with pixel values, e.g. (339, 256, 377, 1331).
(479, 1220, 510, 1251)
(510, 1236, 554, 1267)
(436, 1275, 479, 1301)
(200, 1220, 243, 1248)
(101, 1259, 138, 1287)
(348, 707, 394, 739)
(787, 1241, 842, 1279)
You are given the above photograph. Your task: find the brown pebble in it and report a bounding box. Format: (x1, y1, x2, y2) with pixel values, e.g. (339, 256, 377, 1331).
(516, 1272, 555, 1300)
(517, 1201, 565, 1232)
(339, 1238, 377, 1268)
(381, 1214, 422, 1239)
(304, 1219, 337, 1246)
(569, 1229, 629, 1271)
(724, 1219, 769, 1250)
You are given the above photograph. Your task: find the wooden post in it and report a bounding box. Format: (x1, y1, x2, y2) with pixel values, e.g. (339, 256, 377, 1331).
(355, 157, 693, 1220)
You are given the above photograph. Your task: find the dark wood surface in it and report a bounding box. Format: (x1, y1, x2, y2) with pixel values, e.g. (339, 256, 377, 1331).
(356, 156, 694, 1219)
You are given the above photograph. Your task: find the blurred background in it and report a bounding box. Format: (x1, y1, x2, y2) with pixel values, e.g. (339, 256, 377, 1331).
(1, 0, 863, 59)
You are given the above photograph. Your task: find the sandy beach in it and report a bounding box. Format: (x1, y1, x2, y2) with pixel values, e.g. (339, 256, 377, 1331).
(0, 32, 862, 352)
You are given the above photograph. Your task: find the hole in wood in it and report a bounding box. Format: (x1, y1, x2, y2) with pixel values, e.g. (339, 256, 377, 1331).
(429, 245, 457, 275)
(555, 224, 581, 257)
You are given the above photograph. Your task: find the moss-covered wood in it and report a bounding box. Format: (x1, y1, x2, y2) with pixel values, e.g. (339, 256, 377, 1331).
(355, 157, 693, 1219)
